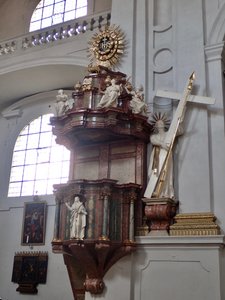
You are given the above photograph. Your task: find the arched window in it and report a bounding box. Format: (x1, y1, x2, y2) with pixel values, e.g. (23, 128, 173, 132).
(8, 114, 70, 197)
(29, 0, 87, 32)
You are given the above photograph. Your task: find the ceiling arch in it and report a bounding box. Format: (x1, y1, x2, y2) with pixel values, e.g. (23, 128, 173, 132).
(0, 64, 86, 110)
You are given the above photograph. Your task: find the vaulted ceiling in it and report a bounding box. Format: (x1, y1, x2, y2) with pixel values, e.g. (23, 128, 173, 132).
(0, 64, 86, 110)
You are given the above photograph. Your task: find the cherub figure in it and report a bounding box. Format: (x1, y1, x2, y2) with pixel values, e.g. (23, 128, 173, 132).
(125, 81, 148, 116)
(82, 77, 93, 91)
(74, 81, 82, 92)
(130, 85, 147, 116)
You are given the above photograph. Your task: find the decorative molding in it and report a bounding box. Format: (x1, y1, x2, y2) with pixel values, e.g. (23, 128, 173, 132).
(207, 2, 225, 44)
(153, 47, 173, 73)
(204, 43, 224, 62)
(170, 212, 221, 236)
(0, 11, 111, 59)
(153, 24, 173, 33)
(135, 235, 225, 246)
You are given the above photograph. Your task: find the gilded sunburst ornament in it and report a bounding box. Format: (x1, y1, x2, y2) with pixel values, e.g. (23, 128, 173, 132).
(88, 25, 125, 70)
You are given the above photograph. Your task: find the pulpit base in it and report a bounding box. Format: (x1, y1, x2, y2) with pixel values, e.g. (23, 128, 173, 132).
(143, 197, 178, 235)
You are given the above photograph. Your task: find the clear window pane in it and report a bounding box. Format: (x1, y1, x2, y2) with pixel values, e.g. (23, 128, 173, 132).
(60, 176, 68, 183)
(37, 148, 50, 163)
(30, 0, 87, 31)
(34, 180, 48, 195)
(44, 0, 53, 6)
(39, 132, 52, 147)
(41, 114, 52, 131)
(52, 13, 63, 25)
(61, 162, 70, 177)
(23, 165, 36, 180)
(27, 134, 39, 149)
(51, 137, 57, 147)
(29, 117, 41, 134)
(30, 21, 41, 32)
(77, 0, 87, 8)
(64, 11, 75, 22)
(48, 162, 62, 178)
(10, 166, 24, 181)
(8, 111, 70, 198)
(12, 151, 26, 165)
(21, 181, 35, 196)
(14, 135, 28, 151)
(54, 2, 65, 14)
(43, 5, 53, 18)
(65, 0, 76, 11)
(47, 179, 60, 193)
(8, 182, 21, 197)
(75, 7, 87, 18)
(36, 163, 49, 179)
(42, 17, 52, 28)
(63, 148, 70, 160)
(20, 126, 28, 135)
(25, 149, 38, 165)
(31, 8, 43, 22)
(50, 146, 63, 162)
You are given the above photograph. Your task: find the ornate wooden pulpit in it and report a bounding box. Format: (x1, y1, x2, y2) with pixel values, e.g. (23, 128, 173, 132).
(50, 25, 152, 299)
(50, 65, 151, 299)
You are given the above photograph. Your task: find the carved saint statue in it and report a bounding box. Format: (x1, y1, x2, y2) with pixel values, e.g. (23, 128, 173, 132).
(147, 113, 183, 199)
(65, 196, 87, 239)
(144, 72, 215, 200)
(55, 89, 74, 116)
(97, 78, 122, 108)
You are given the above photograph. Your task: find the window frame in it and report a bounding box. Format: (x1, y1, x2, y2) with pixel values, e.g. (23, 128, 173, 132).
(29, 0, 88, 32)
(8, 113, 70, 197)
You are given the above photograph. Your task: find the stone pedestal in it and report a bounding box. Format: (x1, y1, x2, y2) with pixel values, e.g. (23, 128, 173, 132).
(143, 198, 177, 235)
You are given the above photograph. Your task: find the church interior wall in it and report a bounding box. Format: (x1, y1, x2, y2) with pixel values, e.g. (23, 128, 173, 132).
(0, 95, 74, 300)
(0, 0, 225, 299)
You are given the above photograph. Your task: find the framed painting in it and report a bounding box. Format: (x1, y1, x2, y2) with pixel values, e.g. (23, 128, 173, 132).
(21, 201, 47, 245)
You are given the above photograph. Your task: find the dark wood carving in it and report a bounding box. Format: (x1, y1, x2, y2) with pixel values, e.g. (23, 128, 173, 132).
(11, 252, 48, 294)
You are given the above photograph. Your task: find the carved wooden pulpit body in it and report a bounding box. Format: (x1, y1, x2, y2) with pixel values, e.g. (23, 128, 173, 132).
(51, 66, 152, 298)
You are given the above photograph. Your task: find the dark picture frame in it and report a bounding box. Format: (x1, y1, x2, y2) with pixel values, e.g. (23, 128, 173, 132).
(21, 201, 47, 245)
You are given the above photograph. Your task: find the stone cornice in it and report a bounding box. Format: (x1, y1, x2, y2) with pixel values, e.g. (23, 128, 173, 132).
(135, 235, 225, 247)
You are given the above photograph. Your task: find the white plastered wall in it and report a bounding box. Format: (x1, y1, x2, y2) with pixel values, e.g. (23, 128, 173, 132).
(0, 92, 74, 300)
